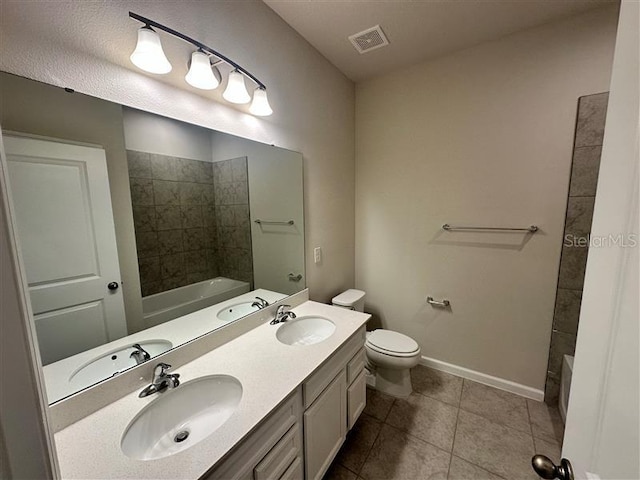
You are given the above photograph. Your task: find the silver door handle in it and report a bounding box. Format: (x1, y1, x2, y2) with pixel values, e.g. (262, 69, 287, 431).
(532, 455, 574, 480)
(427, 296, 450, 307)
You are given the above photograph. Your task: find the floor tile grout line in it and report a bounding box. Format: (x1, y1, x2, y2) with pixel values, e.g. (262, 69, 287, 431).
(449, 453, 508, 480)
(446, 386, 463, 479)
(412, 388, 462, 408)
(381, 418, 455, 458)
(526, 398, 536, 440)
(354, 406, 390, 477)
(456, 403, 533, 437)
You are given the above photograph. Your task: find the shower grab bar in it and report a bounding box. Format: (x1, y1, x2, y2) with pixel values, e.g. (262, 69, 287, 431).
(254, 219, 295, 226)
(427, 297, 450, 308)
(442, 224, 538, 233)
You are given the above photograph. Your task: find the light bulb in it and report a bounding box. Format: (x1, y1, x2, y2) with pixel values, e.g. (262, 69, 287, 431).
(130, 26, 172, 74)
(249, 87, 273, 116)
(185, 51, 221, 90)
(223, 70, 251, 104)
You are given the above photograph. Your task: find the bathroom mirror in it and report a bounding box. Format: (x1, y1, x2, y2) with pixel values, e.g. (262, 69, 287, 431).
(0, 72, 305, 404)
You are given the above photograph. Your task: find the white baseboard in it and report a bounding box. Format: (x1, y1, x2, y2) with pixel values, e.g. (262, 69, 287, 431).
(419, 355, 545, 402)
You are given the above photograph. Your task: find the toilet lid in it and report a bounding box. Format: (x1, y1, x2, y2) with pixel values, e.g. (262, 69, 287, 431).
(366, 329, 419, 356)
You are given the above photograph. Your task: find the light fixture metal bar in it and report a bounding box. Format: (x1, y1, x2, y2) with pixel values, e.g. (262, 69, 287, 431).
(129, 11, 266, 89)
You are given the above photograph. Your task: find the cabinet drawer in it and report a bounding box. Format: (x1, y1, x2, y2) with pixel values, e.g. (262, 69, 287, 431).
(279, 456, 303, 480)
(254, 424, 301, 480)
(347, 370, 366, 429)
(347, 348, 366, 384)
(304, 327, 365, 408)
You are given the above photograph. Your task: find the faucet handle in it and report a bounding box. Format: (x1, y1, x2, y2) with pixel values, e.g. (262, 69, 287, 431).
(154, 362, 172, 378)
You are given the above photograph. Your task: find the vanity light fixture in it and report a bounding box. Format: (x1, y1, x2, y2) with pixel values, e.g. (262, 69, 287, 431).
(185, 50, 221, 90)
(130, 25, 172, 74)
(223, 69, 251, 104)
(249, 87, 273, 116)
(129, 12, 273, 116)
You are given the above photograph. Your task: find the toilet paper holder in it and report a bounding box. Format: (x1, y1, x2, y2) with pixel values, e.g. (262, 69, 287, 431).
(427, 296, 450, 308)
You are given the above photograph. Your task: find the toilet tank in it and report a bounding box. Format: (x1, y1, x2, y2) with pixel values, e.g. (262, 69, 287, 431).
(331, 289, 366, 312)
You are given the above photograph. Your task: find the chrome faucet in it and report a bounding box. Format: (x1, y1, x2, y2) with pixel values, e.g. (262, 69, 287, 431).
(251, 296, 269, 309)
(138, 363, 180, 398)
(130, 343, 151, 365)
(270, 305, 296, 325)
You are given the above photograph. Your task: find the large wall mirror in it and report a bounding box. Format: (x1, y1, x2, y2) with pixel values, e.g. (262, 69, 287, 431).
(0, 72, 305, 404)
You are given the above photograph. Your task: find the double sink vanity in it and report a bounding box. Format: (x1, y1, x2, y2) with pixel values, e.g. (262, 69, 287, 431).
(53, 294, 370, 480)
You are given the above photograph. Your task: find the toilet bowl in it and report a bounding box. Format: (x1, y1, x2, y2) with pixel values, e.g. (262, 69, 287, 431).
(331, 289, 421, 398)
(365, 329, 421, 398)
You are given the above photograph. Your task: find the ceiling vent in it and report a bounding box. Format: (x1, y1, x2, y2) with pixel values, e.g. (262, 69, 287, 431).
(348, 25, 389, 54)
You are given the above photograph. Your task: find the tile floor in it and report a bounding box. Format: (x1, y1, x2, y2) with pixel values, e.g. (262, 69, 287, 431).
(324, 365, 565, 480)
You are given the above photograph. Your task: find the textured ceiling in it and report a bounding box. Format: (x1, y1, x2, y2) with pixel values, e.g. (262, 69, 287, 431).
(263, 0, 618, 82)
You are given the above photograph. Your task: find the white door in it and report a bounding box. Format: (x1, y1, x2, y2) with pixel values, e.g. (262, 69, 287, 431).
(4, 135, 127, 365)
(536, 3, 639, 479)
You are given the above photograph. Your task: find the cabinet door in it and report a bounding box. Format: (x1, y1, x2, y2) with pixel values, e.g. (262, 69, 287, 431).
(304, 370, 347, 480)
(347, 370, 366, 429)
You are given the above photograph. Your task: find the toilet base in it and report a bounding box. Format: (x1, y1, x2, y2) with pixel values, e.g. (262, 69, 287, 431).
(368, 366, 413, 398)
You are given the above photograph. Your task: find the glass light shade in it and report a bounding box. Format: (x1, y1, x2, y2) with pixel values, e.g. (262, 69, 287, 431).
(185, 51, 221, 90)
(130, 26, 172, 74)
(249, 87, 273, 116)
(223, 70, 251, 104)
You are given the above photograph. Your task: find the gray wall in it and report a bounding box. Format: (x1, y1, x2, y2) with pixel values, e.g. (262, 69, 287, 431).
(545, 92, 608, 403)
(354, 7, 618, 392)
(0, 72, 145, 335)
(0, 0, 356, 304)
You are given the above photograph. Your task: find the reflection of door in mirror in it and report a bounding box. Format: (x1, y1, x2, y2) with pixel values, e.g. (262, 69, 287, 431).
(4, 135, 126, 364)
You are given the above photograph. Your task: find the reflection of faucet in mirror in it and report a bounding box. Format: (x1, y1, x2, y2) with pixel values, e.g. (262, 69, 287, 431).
(139, 363, 181, 398)
(129, 344, 151, 365)
(1, 72, 305, 405)
(251, 297, 269, 309)
(270, 305, 297, 325)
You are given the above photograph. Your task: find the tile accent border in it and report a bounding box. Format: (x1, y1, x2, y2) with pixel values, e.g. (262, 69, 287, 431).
(419, 355, 544, 402)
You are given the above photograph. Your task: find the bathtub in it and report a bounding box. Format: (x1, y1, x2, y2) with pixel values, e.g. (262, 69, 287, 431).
(559, 354, 574, 424)
(142, 277, 251, 327)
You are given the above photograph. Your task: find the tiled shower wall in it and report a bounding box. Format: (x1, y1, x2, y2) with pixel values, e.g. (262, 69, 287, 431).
(213, 157, 253, 284)
(545, 92, 608, 403)
(127, 151, 252, 296)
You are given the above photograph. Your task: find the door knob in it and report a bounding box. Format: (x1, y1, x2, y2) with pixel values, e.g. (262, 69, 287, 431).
(107, 282, 119, 291)
(532, 455, 574, 480)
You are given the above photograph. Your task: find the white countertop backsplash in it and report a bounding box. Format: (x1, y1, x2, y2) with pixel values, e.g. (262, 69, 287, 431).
(53, 300, 370, 479)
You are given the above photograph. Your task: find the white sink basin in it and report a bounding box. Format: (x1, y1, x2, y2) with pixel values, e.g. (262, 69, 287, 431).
(276, 316, 336, 346)
(121, 375, 243, 461)
(68, 340, 173, 390)
(217, 302, 261, 322)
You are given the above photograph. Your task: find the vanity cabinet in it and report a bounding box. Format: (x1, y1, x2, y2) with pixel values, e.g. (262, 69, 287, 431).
(303, 328, 366, 480)
(202, 327, 366, 480)
(303, 370, 347, 480)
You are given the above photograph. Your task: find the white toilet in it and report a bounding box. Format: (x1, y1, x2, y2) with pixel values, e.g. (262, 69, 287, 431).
(331, 289, 421, 398)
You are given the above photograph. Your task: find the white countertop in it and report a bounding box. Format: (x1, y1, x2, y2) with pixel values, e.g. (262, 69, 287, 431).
(54, 301, 370, 479)
(44, 289, 287, 404)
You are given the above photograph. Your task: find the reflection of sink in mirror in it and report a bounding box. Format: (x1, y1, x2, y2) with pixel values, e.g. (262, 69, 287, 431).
(2, 72, 305, 405)
(121, 375, 242, 461)
(276, 316, 336, 346)
(217, 302, 262, 322)
(68, 340, 173, 390)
